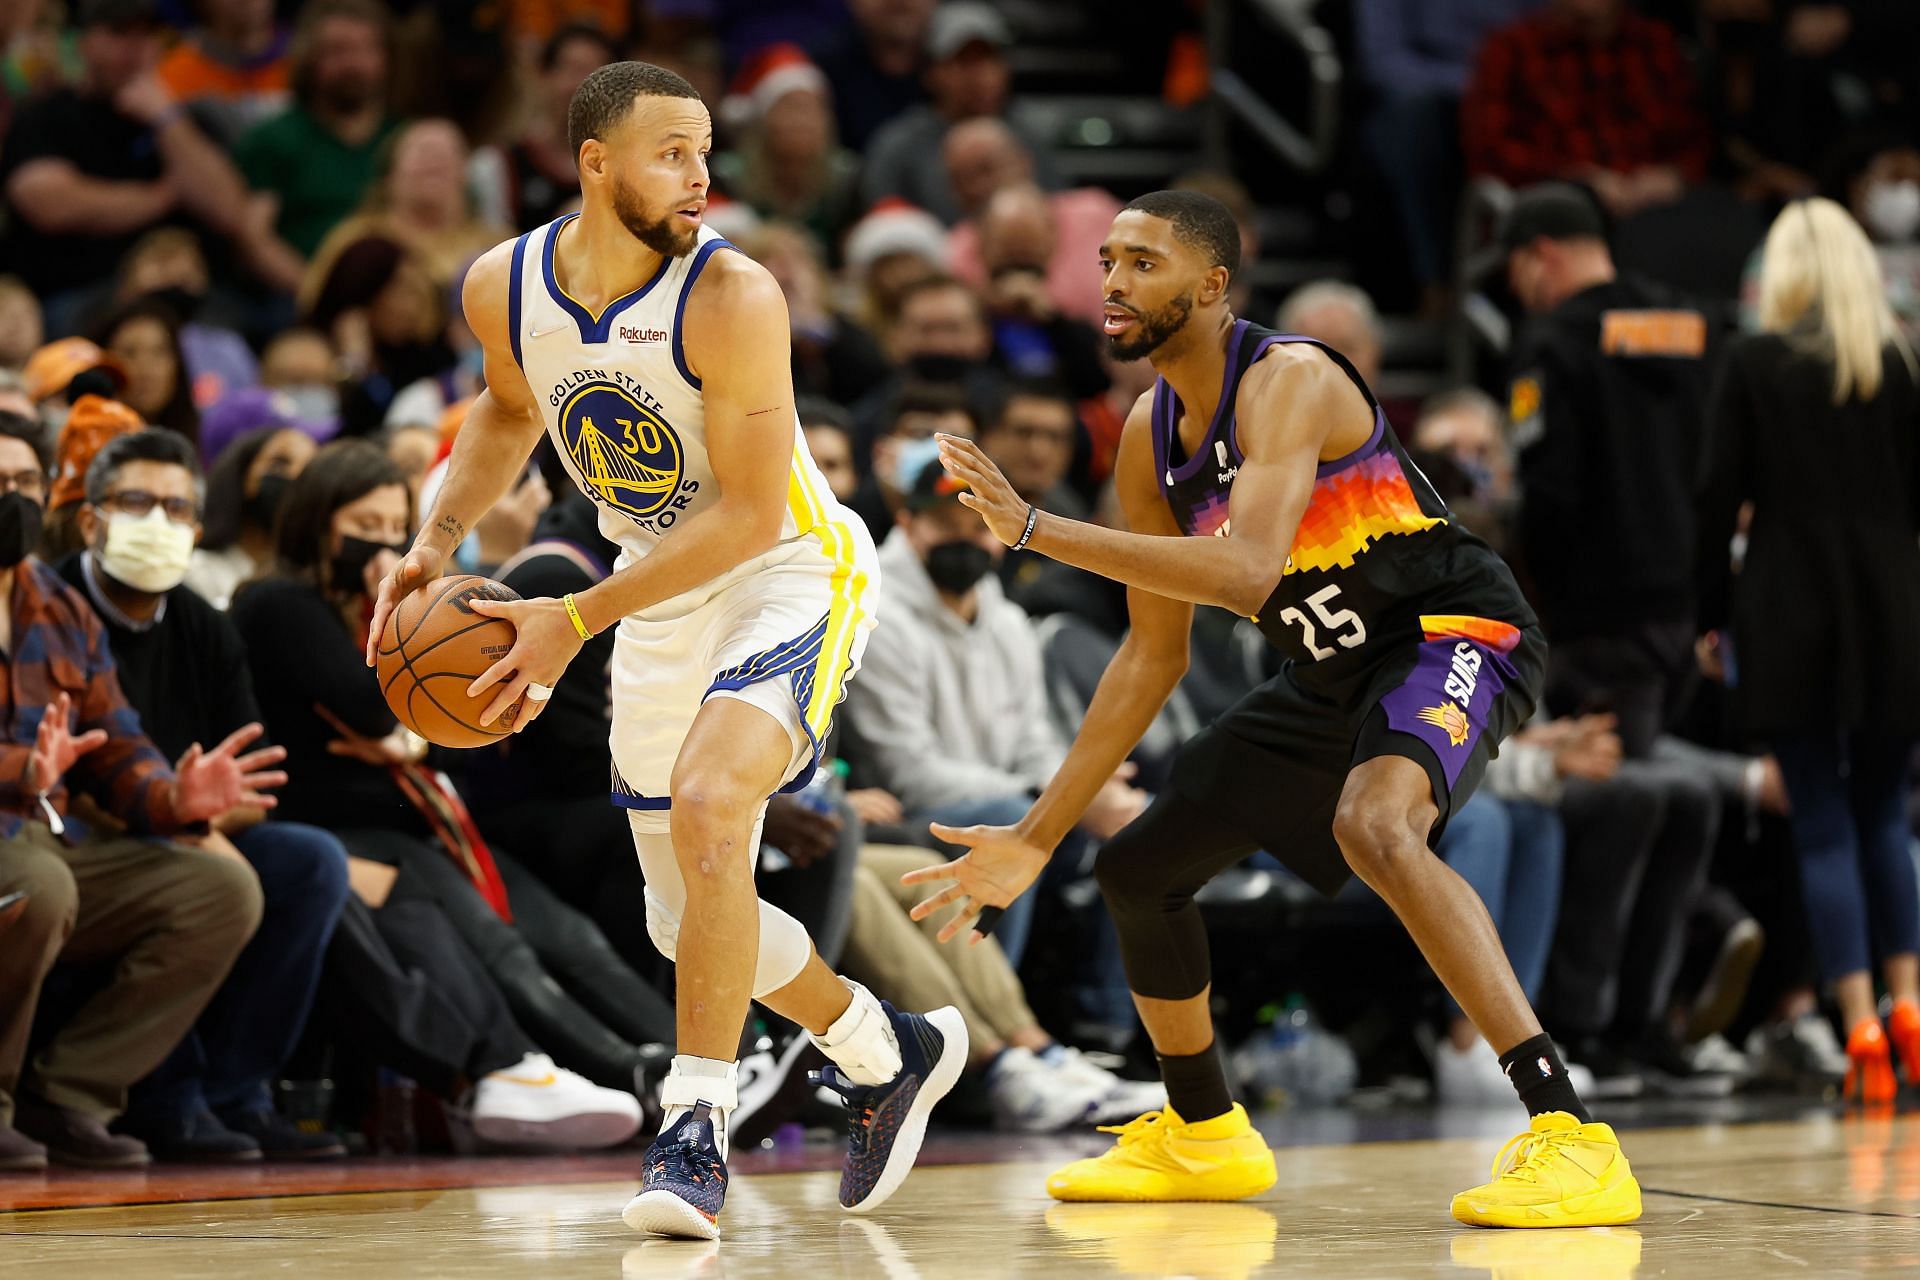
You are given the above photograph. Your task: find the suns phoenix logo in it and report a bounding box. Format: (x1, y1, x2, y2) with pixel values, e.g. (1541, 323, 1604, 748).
(1416, 700, 1471, 748)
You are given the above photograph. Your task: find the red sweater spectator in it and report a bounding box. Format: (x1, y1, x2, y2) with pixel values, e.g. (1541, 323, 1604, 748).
(1462, 1, 1709, 214)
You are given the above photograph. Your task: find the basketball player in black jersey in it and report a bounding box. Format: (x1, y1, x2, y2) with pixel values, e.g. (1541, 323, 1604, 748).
(907, 190, 1641, 1227)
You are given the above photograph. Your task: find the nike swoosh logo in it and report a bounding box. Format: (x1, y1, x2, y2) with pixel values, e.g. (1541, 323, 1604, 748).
(495, 1072, 556, 1086)
(529, 322, 569, 338)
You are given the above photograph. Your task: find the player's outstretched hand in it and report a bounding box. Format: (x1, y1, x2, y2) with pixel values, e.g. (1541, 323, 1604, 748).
(365, 544, 447, 667)
(934, 433, 1032, 546)
(904, 823, 1050, 944)
(464, 595, 585, 731)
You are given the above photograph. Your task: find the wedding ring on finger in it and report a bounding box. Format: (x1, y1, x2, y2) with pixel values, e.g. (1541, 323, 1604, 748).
(525, 682, 555, 702)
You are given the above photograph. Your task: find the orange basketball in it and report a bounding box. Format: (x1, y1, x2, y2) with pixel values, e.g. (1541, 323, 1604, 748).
(375, 575, 527, 748)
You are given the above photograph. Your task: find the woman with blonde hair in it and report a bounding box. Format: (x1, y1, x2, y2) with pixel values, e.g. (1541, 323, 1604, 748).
(1697, 197, 1920, 1103)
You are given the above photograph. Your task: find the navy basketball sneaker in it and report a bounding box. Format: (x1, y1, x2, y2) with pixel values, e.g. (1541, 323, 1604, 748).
(622, 1103, 728, 1240)
(812, 1003, 967, 1213)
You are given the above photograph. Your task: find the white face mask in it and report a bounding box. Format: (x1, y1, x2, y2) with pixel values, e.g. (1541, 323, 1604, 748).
(1864, 180, 1920, 243)
(99, 505, 196, 594)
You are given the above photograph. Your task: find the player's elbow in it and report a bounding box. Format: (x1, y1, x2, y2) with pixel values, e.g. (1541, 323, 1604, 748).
(735, 506, 785, 558)
(1220, 568, 1279, 618)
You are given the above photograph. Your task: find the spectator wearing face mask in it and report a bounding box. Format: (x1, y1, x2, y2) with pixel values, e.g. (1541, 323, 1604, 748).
(846, 381, 978, 543)
(39, 393, 144, 563)
(1744, 131, 1920, 346)
(51, 429, 351, 1160)
(0, 410, 283, 1169)
(843, 460, 1146, 965)
(230, 443, 664, 1116)
(851, 273, 1005, 458)
(188, 401, 326, 609)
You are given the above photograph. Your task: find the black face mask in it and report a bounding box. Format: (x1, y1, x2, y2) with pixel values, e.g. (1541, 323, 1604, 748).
(245, 473, 290, 531)
(905, 353, 972, 384)
(145, 285, 206, 320)
(924, 539, 993, 595)
(0, 491, 43, 569)
(330, 534, 406, 595)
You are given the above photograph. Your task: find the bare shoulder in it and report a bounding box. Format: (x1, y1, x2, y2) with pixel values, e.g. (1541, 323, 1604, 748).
(682, 246, 787, 331)
(1239, 340, 1348, 404)
(1112, 388, 1157, 471)
(1237, 341, 1370, 454)
(460, 238, 520, 338)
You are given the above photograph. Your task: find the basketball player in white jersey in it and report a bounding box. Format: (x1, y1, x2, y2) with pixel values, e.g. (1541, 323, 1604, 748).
(365, 62, 966, 1241)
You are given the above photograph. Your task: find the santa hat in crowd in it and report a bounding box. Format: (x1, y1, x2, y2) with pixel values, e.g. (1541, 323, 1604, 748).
(842, 199, 949, 277)
(721, 43, 829, 132)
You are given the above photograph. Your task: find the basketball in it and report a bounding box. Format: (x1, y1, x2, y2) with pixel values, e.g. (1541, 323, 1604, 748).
(375, 575, 527, 748)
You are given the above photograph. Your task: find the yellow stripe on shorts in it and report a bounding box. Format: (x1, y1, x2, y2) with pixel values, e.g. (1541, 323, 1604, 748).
(787, 447, 869, 739)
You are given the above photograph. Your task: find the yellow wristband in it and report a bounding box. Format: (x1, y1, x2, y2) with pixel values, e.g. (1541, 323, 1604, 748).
(563, 592, 593, 640)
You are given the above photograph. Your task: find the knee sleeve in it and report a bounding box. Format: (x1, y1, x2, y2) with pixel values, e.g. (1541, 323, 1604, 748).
(632, 828, 813, 999)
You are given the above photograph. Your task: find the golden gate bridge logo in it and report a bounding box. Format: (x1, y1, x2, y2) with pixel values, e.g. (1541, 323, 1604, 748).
(558, 382, 684, 519)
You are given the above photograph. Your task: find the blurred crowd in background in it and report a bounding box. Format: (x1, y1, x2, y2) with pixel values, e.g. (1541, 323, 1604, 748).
(2, 0, 1919, 1170)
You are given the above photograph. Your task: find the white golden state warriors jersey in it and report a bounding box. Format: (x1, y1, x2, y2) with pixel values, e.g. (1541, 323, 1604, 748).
(507, 214, 867, 619)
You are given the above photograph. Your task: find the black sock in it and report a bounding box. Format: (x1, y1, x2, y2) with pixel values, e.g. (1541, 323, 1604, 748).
(1157, 1041, 1234, 1123)
(1498, 1033, 1592, 1124)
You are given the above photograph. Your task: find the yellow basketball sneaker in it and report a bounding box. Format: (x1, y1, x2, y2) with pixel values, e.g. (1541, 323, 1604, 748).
(1046, 1105, 1278, 1202)
(1450, 1112, 1642, 1228)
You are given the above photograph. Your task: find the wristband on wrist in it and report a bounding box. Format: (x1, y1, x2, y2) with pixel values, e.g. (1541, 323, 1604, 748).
(1012, 504, 1040, 551)
(563, 592, 593, 640)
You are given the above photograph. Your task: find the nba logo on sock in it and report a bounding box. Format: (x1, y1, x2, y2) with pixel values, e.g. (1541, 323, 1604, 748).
(1536, 1056, 1554, 1078)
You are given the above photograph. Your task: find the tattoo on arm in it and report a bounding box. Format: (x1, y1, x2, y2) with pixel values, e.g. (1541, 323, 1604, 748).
(745, 406, 784, 418)
(436, 515, 466, 541)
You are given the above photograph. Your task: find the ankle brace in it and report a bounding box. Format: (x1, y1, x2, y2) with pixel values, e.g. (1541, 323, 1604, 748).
(809, 978, 902, 1086)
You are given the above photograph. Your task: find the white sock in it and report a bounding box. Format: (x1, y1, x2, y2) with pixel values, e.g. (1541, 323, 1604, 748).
(659, 1055, 738, 1159)
(808, 978, 902, 1086)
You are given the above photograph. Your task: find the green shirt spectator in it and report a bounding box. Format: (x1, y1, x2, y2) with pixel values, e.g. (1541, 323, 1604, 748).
(236, 106, 397, 258)
(228, 0, 394, 294)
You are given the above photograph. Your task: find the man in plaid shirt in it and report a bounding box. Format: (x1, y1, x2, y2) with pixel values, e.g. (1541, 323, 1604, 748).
(1462, 0, 1710, 218)
(0, 411, 287, 1169)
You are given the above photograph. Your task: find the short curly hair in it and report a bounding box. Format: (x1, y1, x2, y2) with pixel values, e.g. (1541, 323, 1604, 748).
(1123, 189, 1242, 277)
(567, 61, 702, 159)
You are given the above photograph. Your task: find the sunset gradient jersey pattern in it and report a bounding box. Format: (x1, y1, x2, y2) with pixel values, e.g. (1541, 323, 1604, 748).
(1150, 321, 1532, 667)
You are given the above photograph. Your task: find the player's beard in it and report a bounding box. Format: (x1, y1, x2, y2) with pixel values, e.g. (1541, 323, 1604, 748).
(1108, 289, 1194, 361)
(611, 174, 698, 258)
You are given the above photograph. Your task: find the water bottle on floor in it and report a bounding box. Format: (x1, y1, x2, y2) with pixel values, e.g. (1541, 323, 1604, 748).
(761, 758, 847, 871)
(1233, 995, 1358, 1108)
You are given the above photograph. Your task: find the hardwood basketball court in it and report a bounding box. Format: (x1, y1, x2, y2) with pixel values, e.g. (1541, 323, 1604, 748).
(3, 1106, 1914, 1276)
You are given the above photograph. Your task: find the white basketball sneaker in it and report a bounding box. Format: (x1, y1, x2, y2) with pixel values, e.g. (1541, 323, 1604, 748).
(471, 1053, 642, 1151)
(987, 1045, 1098, 1133)
(1044, 1045, 1171, 1126)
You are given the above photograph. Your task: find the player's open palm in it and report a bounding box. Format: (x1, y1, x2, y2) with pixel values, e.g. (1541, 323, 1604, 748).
(904, 823, 1050, 943)
(365, 544, 446, 666)
(27, 692, 107, 794)
(172, 723, 288, 823)
(934, 434, 1030, 546)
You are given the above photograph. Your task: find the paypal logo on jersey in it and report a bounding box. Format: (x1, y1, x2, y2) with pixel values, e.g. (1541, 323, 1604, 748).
(557, 380, 695, 526)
